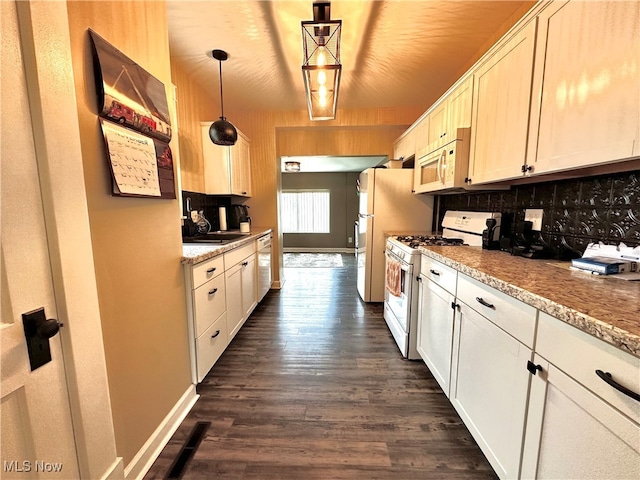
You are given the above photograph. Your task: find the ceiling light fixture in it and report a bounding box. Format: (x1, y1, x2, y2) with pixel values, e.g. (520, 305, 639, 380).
(284, 161, 301, 173)
(301, 1, 341, 121)
(209, 49, 238, 146)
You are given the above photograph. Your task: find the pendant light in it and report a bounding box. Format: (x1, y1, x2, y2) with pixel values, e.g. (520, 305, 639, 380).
(209, 49, 238, 146)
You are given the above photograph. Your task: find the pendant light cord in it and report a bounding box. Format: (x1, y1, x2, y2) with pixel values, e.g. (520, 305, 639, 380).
(218, 60, 225, 119)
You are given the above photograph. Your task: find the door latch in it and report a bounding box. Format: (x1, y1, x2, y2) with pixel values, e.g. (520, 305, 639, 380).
(22, 307, 61, 371)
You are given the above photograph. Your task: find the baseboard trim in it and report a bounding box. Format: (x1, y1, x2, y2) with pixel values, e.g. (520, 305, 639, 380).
(283, 247, 354, 253)
(272, 279, 284, 289)
(101, 457, 124, 480)
(124, 385, 199, 480)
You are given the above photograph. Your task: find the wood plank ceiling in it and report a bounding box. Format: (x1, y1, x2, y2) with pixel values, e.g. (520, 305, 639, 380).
(167, 0, 536, 114)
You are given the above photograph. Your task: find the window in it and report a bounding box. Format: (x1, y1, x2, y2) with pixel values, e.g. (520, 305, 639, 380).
(281, 190, 330, 233)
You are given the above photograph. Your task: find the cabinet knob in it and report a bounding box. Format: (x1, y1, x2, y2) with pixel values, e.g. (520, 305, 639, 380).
(521, 164, 533, 173)
(242, 261, 248, 267)
(526, 360, 542, 376)
(451, 302, 460, 310)
(464, 177, 471, 184)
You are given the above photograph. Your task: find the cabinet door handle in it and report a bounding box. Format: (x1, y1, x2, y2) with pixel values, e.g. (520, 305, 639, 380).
(208, 288, 218, 295)
(475, 297, 495, 309)
(206, 267, 216, 274)
(595, 370, 640, 402)
(242, 261, 248, 267)
(526, 360, 542, 375)
(429, 269, 440, 276)
(211, 330, 220, 339)
(451, 302, 460, 311)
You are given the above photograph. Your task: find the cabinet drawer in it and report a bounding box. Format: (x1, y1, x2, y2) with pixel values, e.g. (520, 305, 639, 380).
(420, 255, 457, 294)
(224, 242, 255, 267)
(536, 312, 640, 424)
(193, 274, 226, 337)
(457, 273, 536, 347)
(191, 255, 224, 289)
(195, 313, 228, 383)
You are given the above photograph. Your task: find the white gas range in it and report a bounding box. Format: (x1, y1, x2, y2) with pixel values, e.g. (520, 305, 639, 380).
(383, 211, 501, 359)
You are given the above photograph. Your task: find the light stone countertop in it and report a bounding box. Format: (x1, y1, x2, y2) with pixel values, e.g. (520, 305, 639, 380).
(181, 227, 272, 265)
(418, 246, 640, 358)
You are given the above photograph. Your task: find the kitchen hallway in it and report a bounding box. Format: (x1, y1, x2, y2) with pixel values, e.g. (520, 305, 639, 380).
(145, 254, 496, 479)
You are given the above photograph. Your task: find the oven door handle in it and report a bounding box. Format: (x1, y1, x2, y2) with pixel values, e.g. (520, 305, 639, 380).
(385, 251, 411, 272)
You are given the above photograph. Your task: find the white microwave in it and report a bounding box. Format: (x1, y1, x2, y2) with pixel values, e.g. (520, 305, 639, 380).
(414, 128, 471, 194)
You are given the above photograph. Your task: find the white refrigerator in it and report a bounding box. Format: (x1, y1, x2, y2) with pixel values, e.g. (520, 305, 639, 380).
(356, 168, 433, 302)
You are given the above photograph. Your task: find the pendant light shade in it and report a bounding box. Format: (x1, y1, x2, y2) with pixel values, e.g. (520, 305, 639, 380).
(209, 49, 237, 146)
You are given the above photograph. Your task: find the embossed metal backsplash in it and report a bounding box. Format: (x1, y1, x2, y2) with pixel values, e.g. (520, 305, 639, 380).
(438, 171, 640, 257)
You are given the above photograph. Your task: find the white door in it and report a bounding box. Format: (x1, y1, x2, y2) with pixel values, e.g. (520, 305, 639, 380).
(1, 2, 80, 477)
(416, 277, 455, 397)
(521, 355, 640, 480)
(450, 301, 532, 480)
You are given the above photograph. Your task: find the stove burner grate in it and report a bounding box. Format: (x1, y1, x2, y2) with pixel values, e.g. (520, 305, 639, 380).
(395, 235, 466, 248)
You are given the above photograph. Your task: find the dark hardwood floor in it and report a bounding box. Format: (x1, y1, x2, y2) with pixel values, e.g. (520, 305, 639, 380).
(145, 253, 497, 479)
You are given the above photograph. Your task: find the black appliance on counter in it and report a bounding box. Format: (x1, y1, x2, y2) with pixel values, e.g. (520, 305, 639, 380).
(509, 220, 553, 259)
(227, 204, 250, 230)
(482, 217, 501, 250)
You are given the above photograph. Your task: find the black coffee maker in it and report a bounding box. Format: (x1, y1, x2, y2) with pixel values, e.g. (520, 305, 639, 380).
(510, 221, 553, 258)
(482, 217, 501, 250)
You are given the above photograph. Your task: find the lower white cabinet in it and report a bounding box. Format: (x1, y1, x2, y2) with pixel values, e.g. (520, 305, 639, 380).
(451, 300, 532, 480)
(184, 255, 228, 383)
(224, 244, 256, 342)
(185, 238, 262, 383)
(521, 356, 640, 480)
(195, 313, 229, 383)
(417, 257, 639, 480)
(521, 313, 640, 479)
(416, 272, 456, 397)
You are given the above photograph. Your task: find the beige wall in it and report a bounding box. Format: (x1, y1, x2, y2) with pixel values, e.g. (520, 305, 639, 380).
(66, 0, 191, 466)
(282, 172, 360, 249)
(171, 59, 217, 193)
(228, 107, 423, 285)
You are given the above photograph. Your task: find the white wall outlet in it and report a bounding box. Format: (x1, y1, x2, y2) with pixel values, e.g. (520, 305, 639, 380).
(348, 236, 353, 244)
(190, 210, 199, 222)
(525, 208, 544, 231)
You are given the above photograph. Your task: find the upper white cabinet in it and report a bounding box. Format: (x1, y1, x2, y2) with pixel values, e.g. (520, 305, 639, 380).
(413, 115, 431, 158)
(526, 0, 640, 176)
(467, 20, 537, 185)
(393, 127, 416, 164)
(427, 77, 473, 151)
(413, 77, 473, 194)
(201, 123, 252, 197)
